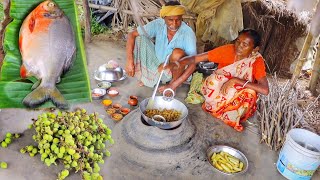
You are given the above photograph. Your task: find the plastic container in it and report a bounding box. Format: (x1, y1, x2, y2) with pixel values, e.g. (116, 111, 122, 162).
(276, 128, 320, 180)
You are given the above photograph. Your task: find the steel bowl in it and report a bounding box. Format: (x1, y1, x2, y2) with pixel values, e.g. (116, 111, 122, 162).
(139, 89, 188, 129)
(97, 81, 112, 89)
(91, 88, 106, 100)
(197, 62, 218, 75)
(206, 145, 248, 175)
(94, 67, 126, 82)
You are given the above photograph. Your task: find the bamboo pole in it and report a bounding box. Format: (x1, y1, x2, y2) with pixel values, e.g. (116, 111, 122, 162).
(308, 42, 320, 95)
(82, 0, 91, 43)
(291, 31, 313, 83)
(84, 3, 117, 12)
(159, 0, 165, 6)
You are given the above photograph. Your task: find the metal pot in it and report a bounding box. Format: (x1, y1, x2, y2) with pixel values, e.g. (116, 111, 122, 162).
(139, 89, 188, 130)
(197, 61, 218, 75)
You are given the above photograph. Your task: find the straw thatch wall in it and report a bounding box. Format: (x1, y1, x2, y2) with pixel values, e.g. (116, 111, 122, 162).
(242, 0, 307, 76)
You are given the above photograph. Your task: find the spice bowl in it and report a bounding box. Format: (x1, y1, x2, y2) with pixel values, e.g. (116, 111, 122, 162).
(107, 88, 119, 97)
(112, 103, 122, 110)
(111, 113, 123, 121)
(102, 99, 113, 107)
(120, 107, 131, 115)
(106, 107, 117, 115)
(91, 88, 106, 100)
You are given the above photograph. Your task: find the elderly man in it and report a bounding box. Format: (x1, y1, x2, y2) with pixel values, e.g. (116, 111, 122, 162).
(125, 1, 197, 88)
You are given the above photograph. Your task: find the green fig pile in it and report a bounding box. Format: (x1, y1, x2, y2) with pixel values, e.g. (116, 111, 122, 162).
(23, 109, 113, 180)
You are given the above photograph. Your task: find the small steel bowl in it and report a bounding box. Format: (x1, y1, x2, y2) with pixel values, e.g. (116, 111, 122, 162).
(206, 145, 248, 175)
(94, 67, 126, 82)
(97, 81, 112, 89)
(91, 88, 106, 100)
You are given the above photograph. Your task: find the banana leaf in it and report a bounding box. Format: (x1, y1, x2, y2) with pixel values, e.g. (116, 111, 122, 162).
(0, 0, 91, 108)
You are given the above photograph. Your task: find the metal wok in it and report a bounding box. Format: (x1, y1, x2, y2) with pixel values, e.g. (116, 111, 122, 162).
(139, 89, 189, 129)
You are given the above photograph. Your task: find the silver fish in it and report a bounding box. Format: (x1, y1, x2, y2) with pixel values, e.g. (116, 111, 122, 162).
(19, 0, 76, 109)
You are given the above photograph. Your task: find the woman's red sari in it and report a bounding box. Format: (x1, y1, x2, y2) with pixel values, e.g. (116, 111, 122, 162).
(201, 45, 266, 132)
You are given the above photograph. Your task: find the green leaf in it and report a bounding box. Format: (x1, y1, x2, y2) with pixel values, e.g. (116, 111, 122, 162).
(0, 0, 91, 108)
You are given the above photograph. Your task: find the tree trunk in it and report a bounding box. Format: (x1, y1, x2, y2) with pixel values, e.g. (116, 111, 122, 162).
(0, 0, 11, 68)
(308, 42, 320, 95)
(291, 31, 313, 83)
(82, 0, 91, 43)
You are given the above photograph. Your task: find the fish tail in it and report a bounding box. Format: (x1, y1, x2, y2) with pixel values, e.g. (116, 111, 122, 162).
(50, 87, 69, 110)
(23, 86, 69, 109)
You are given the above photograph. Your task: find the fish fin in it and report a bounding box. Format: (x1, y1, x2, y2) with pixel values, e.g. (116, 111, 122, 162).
(23, 86, 69, 110)
(56, 77, 61, 84)
(62, 47, 76, 74)
(31, 79, 41, 90)
(20, 65, 27, 78)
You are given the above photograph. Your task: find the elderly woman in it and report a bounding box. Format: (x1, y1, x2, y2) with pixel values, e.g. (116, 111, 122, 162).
(125, 1, 197, 87)
(161, 29, 269, 131)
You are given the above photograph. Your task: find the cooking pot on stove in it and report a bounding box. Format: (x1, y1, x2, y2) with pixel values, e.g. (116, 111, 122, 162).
(139, 89, 189, 130)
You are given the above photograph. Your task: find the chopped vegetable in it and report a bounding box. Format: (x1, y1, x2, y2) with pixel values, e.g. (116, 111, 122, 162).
(211, 151, 244, 173)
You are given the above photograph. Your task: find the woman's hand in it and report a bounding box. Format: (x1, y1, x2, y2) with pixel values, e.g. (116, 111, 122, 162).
(220, 78, 237, 95)
(125, 59, 135, 77)
(220, 77, 269, 96)
(157, 62, 178, 72)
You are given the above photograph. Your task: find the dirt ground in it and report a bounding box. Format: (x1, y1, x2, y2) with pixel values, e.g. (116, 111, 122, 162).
(0, 38, 319, 180)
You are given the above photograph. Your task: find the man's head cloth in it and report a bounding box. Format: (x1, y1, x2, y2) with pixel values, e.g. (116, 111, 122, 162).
(160, 5, 185, 18)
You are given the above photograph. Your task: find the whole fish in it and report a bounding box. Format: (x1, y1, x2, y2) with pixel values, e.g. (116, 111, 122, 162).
(19, 0, 76, 109)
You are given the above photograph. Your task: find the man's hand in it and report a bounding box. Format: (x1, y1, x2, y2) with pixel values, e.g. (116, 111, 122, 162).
(125, 58, 135, 77)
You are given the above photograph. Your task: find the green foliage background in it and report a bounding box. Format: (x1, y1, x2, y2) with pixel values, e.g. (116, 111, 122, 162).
(0, 3, 3, 21)
(0, 0, 91, 108)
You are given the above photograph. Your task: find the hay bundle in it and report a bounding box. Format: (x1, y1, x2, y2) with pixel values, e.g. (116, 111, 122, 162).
(242, 0, 307, 76)
(111, 0, 161, 31)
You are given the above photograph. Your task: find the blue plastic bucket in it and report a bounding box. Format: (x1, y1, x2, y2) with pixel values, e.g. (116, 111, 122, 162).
(277, 129, 320, 180)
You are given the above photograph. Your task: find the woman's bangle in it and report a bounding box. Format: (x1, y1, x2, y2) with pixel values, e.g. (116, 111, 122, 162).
(242, 81, 249, 88)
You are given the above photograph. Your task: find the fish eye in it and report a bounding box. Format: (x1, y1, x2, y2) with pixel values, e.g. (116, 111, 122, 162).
(48, 2, 55, 7)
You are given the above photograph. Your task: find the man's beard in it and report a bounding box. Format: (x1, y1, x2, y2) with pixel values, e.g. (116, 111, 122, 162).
(167, 26, 179, 32)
